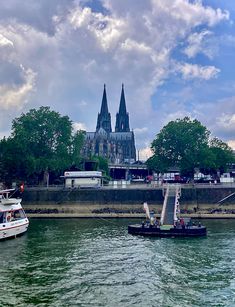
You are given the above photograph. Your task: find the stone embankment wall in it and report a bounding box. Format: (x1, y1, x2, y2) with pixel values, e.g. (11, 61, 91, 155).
(21, 186, 235, 218)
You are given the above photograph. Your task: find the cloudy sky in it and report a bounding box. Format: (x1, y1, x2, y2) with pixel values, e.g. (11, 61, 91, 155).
(0, 0, 235, 160)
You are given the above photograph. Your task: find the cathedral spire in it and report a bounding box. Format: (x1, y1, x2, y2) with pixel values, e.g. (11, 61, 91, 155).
(115, 84, 130, 132)
(118, 83, 127, 114)
(96, 84, 112, 133)
(100, 84, 108, 114)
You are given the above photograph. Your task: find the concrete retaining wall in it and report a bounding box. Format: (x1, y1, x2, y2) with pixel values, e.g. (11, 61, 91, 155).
(21, 186, 235, 218)
(22, 186, 235, 205)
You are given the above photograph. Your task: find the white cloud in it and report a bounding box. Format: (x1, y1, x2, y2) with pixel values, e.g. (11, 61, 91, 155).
(228, 140, 235, 150)
(73, 122, 87, 132)
(103, 0, 229, 27)
(184, 30, 215, 59)
(164, 110, 191, 126)
(134, 127, 148, 135)
(0, 33, 13, 47)
(69, 6, 126, 51)
(217, 113, 235, 131)
(176, 62, 220, 80)
(0, 22, 58, 113)
(120, 39, 152, 54)
(77, 100, 88, 107)
(187, 95, 235, 142)
(0, 130, 10, 139)
(139, 146, 152, 161)
(0, 66, 36, 110)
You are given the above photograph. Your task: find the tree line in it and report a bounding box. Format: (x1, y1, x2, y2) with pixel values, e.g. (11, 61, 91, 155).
(0, 108, 234, 186)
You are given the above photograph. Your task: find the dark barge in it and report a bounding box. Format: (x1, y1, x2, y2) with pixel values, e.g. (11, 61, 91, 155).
(128, 224, 207, 237)
(128, 184, 207, 238)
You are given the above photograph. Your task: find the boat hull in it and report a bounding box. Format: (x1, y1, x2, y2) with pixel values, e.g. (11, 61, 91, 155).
(0, 220, 29, 241)
(128, 224, 207, 237)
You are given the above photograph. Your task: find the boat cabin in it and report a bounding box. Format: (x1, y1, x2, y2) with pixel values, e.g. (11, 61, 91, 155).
(0, 208, 26, 223)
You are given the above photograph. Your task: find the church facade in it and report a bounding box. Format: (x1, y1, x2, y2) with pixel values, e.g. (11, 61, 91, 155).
(82, 85, 136, 164)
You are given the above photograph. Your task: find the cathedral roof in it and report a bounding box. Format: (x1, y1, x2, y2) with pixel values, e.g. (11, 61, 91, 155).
(85, 132, 95, 140)
(110, 131, 134, 140)
(85, 131, 134, 141)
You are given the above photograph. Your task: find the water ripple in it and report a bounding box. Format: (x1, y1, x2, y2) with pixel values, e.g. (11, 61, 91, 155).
(1, 219, 235, 306)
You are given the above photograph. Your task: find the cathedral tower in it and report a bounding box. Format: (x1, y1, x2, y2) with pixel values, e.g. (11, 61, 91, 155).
(115, 84, 130, 132)
(96, 84, 112, 133)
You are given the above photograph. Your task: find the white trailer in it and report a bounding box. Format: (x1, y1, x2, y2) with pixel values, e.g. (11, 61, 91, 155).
(62, 171, 102, 188)
(220, 173, 234, 184)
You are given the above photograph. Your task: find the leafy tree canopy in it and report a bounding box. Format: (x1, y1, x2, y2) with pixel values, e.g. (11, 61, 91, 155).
(147, 117, 234, 177)
(0, 106, 85, 184)
(206, 137, 234, 174)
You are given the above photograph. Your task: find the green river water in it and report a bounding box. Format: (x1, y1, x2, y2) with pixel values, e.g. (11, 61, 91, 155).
(0, 218, 235, 307)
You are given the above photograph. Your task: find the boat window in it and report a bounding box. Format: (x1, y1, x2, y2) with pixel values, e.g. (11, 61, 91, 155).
(0, 212, 4, 223)
(1, 212, 7, 223)
(12, 209, 26, 220)
(71, 179, 75, 188)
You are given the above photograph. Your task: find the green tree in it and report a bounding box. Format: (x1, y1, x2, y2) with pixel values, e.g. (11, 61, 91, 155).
(208, 137, 234, 174)
(70, 130, 85, 167)
(148, 117, 234, 178)
(11, 106, 73, 178)
(0, 137, 25, 184)
(94, 156, 110, 177)
(148, 117, 210, 178)
(0, 106, 85, 184)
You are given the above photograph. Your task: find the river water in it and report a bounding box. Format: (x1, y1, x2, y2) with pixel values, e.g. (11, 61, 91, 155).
(0, 219, 235, 307)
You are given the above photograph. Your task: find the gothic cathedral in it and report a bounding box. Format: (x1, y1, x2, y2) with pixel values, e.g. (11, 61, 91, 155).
(83, 84, 136, 164)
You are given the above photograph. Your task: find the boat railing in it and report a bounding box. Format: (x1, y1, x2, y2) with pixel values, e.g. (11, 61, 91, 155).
(217, 191, 235, 205)
(0, 189, 20, 206)
(161, 184, 181, 225)
(0, 198, 21, 206)
(174, 185, 181, 222)
(0, 189, 15, 198)
(160, 185, 169, 225)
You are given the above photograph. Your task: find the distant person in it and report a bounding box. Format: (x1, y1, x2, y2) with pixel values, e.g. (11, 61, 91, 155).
(6, 212, 12, 222)
(154, 219, 159, 226)
(180, 218, 185, 229)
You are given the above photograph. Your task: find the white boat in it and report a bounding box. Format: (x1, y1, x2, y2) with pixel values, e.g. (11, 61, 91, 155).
(0, 189, 29, 240)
